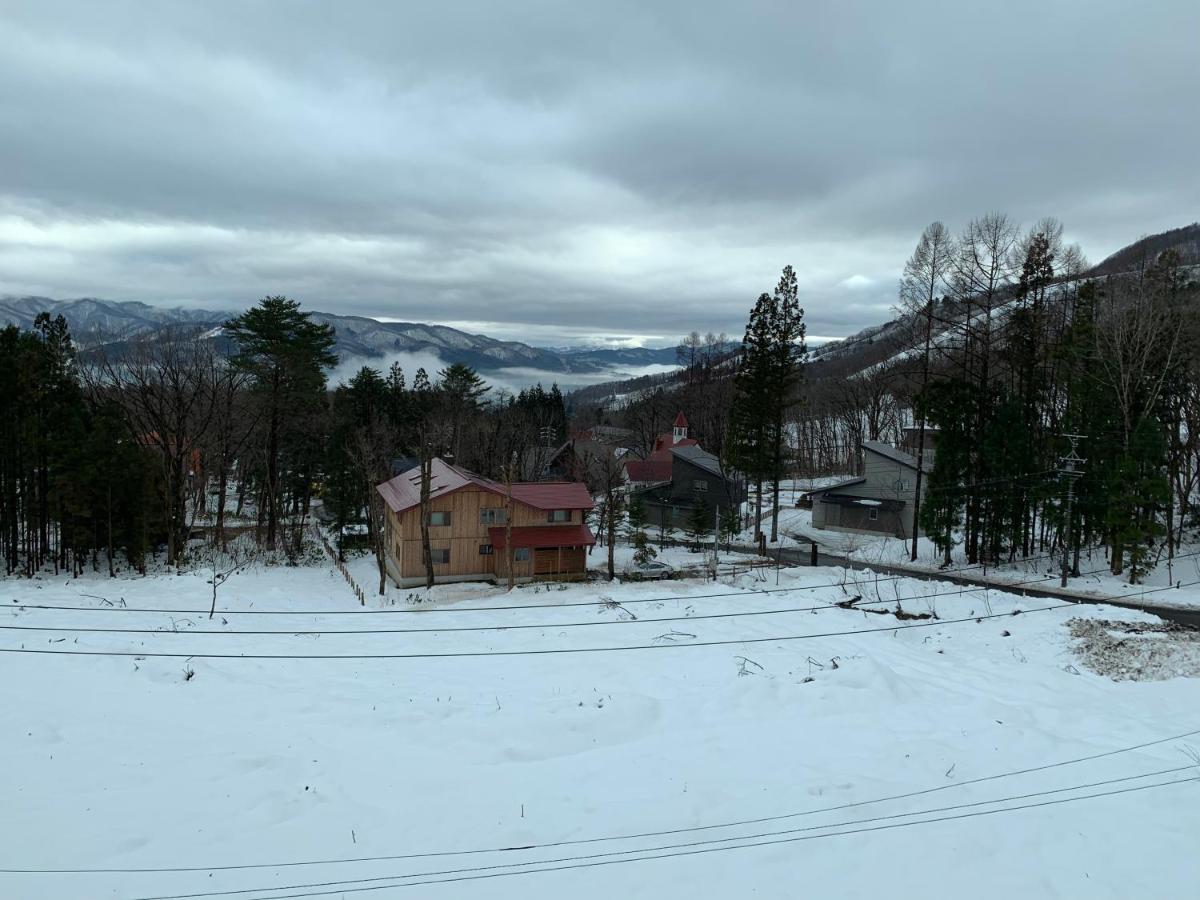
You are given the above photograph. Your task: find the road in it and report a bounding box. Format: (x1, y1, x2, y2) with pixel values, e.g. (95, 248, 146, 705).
(679, 538, 1200, 630)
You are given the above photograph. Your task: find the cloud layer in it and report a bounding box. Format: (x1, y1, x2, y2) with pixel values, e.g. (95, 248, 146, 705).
(1, 1, 1196, 344)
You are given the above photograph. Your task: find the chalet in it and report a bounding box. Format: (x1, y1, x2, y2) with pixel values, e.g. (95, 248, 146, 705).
(806, 440, 932, 538)
(375, 459, 595, 587)
(523, 425, 635, 483)
(624, 413, 745, 528)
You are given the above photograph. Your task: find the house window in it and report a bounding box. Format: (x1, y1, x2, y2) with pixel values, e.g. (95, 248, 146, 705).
(547, 509, 571, 523)
(479, 543, 493, 555)
(514, 548, 531, 562)
(693, 479, 708, 492)
(428, 511, 451, 526)
(480, 508, 508, 525)
(430, 548, 450, 565)
(868, 509, 879, 521)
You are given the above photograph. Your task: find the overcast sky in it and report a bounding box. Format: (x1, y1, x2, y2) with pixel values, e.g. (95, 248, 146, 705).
(1, 1, 1197, 347)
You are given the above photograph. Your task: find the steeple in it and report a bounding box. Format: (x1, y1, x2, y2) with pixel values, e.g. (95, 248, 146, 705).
(672, 411, 689, 444)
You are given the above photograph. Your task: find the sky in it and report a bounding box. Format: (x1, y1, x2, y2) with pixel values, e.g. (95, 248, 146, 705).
(1, 1, 1197, 349)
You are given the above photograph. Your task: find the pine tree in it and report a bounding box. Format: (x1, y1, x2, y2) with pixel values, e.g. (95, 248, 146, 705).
(767, 265, 806, 542)
(728, 292, 777, 542)
(685, 503, 710, 549)
(224, 296, 337, 552)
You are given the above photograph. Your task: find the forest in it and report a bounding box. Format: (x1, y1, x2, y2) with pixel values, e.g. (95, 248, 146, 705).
(1, 217, 1197, 586)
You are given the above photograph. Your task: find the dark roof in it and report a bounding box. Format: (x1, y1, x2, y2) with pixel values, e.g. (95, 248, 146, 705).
(489, 525, 596, 549)
(376, 459, 593, 515)
(862, 440, 932, 473)
(670, 444, 726, 478)
(389, 456, 420, 477)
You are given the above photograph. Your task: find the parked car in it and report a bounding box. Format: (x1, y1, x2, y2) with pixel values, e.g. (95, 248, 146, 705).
(622, 560, 676, 581)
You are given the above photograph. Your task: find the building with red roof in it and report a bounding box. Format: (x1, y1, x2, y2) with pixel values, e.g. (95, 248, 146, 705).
(622, 413, 746, 529)
(376, 458, 595, 586)
(622, 411, 699, 487)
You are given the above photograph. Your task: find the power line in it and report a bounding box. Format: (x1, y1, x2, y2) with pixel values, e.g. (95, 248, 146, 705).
(0, 575, 1062, 637)
(22, 724, 1194, 876)
(0, 603, 1076, 660)
(132, 767, 1198, 900)
(7, 546, 1086, 617)
(5, 555, 1193, 648)
(138, 776, 1200, 899)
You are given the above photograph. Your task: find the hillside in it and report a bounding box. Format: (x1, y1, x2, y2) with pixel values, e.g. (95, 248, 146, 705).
(0, 297, 678, 376)
(1090, 222, 1200, 276)
(571, 221, 1200, 409)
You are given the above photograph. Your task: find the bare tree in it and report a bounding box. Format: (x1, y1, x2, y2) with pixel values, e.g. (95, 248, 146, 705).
(897, 221, 956, 560)
(82, 328, 218, 567)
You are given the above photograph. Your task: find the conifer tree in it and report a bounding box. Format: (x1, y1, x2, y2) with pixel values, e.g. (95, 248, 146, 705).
(224, 296, 336, 551)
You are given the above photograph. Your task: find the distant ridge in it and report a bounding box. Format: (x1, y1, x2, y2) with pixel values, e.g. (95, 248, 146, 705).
(0, 296, 678, 376)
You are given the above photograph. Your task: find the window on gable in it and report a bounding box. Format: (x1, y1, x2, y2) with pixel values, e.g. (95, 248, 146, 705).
(693, 479, 708, 492)
(430, 548, 450, 564)
(547, 509, 571, 523)
(480, 508, 508, 525)
(428, 511, 451, 526)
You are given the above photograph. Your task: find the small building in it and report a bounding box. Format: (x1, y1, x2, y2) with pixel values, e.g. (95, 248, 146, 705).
(376, 459, 595, 586)
(624, 413, 745, 528)
(806, 440, 931, 538)
(525, 426, 636, 483)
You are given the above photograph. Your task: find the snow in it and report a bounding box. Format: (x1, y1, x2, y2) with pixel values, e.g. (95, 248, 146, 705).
(836, 529, 1200, 613)
(2, 559, 1199, 899)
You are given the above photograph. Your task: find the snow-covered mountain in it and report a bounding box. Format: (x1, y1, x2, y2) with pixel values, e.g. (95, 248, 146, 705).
(0, 297, 678, 375)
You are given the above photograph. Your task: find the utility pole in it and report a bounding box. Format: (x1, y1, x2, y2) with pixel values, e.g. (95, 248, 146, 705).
(1059, 434, 1086, 588)
(712, 503, 720, 571)
(504, 453, 515, 592)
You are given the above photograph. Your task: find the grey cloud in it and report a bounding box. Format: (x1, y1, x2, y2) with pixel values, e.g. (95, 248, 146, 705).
(0, 0, 1197, 346)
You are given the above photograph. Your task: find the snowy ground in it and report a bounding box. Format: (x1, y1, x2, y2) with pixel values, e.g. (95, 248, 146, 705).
(741, 484, 1200, 613)
(2, 559, 1199, 899)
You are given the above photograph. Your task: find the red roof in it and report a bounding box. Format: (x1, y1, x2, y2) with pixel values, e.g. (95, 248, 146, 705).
(624, 458, 673, 483)
(376, 459, 593, 515)
(509, 482, 594, 510)
(489, 525, 596, 549)
(673, 411, 688, 428)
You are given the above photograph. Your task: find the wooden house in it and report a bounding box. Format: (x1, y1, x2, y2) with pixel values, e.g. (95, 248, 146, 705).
(375, 459, 595, 586)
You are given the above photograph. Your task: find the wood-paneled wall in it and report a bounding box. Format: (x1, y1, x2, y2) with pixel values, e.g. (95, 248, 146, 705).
(383, 486, 587, 581)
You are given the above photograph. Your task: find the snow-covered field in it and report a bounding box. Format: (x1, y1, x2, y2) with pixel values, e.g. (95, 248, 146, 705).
(2, 559, 1199, 899)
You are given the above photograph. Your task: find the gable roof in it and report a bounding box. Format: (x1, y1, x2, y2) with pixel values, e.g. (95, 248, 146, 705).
(669, 444, 727, 479)
(862, 440, 932, 473)
(376, 459, 593, 515)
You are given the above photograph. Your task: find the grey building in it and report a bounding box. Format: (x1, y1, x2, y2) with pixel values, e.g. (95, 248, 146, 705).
(807, 441, 932, 538)
(633, 445, 746, 530)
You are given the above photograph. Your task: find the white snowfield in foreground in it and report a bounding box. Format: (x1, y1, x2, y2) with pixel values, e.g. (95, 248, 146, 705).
(1, 562, 1199, 899)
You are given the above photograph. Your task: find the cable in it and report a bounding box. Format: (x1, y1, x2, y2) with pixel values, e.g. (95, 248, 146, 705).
(19, 723, 1191, 876)
(137, 777, 1199, 899)
(0, 603, 1075, 660)
(0, 575, 1061, 637)
(7, 547, 1079, 617)
(130, 767, 1198, 900)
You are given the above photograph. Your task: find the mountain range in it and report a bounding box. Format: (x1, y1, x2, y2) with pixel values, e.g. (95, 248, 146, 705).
(0, 296, 679, 376)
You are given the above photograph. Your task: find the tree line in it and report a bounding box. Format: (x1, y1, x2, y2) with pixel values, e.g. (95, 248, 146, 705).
(0, 296, 566, 587)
